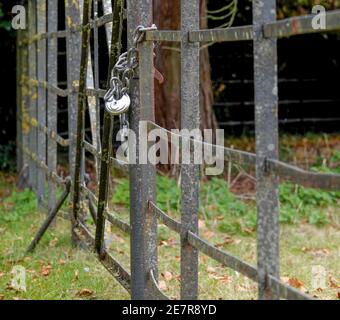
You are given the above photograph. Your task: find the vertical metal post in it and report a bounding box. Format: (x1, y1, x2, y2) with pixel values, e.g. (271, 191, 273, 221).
(180, 0, 200, 300)
(47, 0, 58, 217)
(65, 0, 81, 184)
(65, 0, 82, 243)
(28, 0, 38, 193)
(16, 30, 23, 172)
(95, 0, 124, 255)
(37, 0, 47, 208)
(253, 0, 280, 299)
(19, 28, 30, 181)
(127, 0, 157, 300)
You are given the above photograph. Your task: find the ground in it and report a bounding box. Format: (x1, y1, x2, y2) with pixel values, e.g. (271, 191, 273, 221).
(0, 133, 339, 300)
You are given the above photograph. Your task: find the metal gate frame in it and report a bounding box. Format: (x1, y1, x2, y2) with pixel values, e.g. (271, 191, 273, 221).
(17, 0, 340, 300)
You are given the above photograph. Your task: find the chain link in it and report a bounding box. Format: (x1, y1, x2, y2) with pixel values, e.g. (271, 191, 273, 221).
(104, 24, 157, 115)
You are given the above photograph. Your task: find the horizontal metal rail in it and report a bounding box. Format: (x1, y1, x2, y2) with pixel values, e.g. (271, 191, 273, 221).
(189, 25, 253, 42)
(83, 140, 129, 172)
(264, 9, 340, 38)
(267, 159, 340, 191)
(80, 185, 130, 234)
(268, 275, 313, 300)
(22, 146, 65, 186)
(145, 30, 181, 42)
(149, 201, 181, 234)
(75, 222, 131, 293)
(147, 121, 257, 168)
(187, 231, 258, 282)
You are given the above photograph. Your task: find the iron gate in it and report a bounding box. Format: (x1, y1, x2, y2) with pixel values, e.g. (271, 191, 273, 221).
(17, 0, 340, 300)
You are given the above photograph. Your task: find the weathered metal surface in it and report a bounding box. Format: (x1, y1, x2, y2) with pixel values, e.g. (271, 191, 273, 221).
(95, 0, 124, 255)
(65, 0, 81, 184)
(36, 0, 47, 208)
(81, 185, 131, 234)
(187, 231, 258, 282)
(73, 0, 92, 224)
(253, 0, 280, 300)
(149, 201, 181, 234)
(180, 0, 200, 300)
(27, 179, 71, 253)
(28, 0, 38, 193)
(47, 0, 58, 216)
(266, 159, 340, 191)
(128, 0, 157, 300)
(264, 9, 340, 39)
(76, 222, 131, 292)
(21, 146, 65, 186)
(189, 25, 253, 43)
(145, 30, 182, 42)
(267, 275, 313, 300)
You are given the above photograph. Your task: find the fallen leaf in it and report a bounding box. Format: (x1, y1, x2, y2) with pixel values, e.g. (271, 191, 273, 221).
(288, 277, 305, 291)
(198, 219, 206, 229)
(203, 230, 214, 239)
(329, 276, 340, 289)
(338, 292, 340, 299)
(49, 237, 58, 247)
(0, 294, 4, 300)
(210, 275, 231, 283)
(76, 288, 93, 297)
(0, 272, 5, 278)
(158, 280, 167, 291)
(206, 266, 217, 273)
(59, 259, 65, 266)
(162, 271, 173, 281)
(40, 264, 52, 276)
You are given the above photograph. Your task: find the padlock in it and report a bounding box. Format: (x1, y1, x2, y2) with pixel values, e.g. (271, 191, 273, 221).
(105, 94, 131, 115)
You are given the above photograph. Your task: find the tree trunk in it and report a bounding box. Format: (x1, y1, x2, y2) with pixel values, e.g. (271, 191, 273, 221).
(153, 0, 217, 131)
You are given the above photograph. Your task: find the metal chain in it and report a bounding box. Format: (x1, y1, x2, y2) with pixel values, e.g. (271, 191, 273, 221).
(104, 24, 157, 116)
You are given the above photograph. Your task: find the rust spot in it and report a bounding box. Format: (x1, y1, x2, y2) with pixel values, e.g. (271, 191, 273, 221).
(291, 18, 300, 35)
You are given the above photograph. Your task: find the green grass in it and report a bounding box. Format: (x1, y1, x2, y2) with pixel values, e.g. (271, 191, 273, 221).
(0, 141, 339, 300)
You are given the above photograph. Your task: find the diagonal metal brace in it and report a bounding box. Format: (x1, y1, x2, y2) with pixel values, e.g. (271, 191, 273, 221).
(26, 178, 72, 254)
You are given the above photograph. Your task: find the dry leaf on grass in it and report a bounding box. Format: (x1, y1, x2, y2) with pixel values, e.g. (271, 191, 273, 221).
(329, 276, 340, 289)
(40, 264, 52, 277)
(281, 277, 306, 291)
(58, 259, 65, 266)
(162, 271, 173, 281)
(76, 288, 93, 298)
(0, 294, 4, 300)
(337, 291, 340, 299)
(158, 280, 167, 291)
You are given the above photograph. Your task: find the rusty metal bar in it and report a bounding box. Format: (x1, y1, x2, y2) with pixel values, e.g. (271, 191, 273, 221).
(75, 222, 131, 292)
(264, 9, 340, 39)
(189, 25, 253, 43)
(65, 0, 81, 185)
(253, 0, 280, 300)
(27, 179, 71, 253)
(149, 201, 181, 234)
(267, 275, 313, 300)
(266, 159, 340, 191)
(187, 231, 258, 282)
(28, 0, 38, 193)
(128, 0, 158, 300)
(18, 29, 30, 180)
(145, 30, 182, 42)
(47, 0, 58, 218)
(180, 0, 200, 300)
(36, 0, 47, 208)
(81, 185, 131, 234)
(95, 0, 124, 255)
(73, 0, 92, 226)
